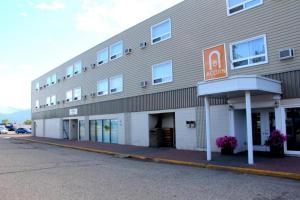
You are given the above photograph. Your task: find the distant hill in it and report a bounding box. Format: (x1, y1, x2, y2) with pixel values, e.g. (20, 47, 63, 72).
(0, 108, 31, 124)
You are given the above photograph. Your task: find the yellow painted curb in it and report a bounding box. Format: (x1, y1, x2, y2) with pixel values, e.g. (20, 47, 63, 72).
(16, 138, 300, 181)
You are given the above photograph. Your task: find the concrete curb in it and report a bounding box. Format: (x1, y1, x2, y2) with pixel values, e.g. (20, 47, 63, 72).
(16, 138, 300, 181)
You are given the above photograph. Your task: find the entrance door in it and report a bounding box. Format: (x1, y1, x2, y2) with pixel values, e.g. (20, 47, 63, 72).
(285, 108, 300, 154)
(252, 110, 275, 151)
(63, 120, 70, 139)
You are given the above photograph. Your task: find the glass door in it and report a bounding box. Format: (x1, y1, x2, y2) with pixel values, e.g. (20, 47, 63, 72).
(285, 108, 300, 153)
(79, 120, 85, 141)
(96, 120, 103, 142)
(110, 119, 118, 144)
(103, 119, 111, 143)
(89, 120, 97, 142)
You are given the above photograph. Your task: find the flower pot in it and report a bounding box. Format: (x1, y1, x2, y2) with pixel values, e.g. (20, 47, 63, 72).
(270, 145, 284, 158)
(221, 148, 234, 155)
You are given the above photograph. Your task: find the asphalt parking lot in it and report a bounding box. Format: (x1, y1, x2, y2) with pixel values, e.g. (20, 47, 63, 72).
(0, 136, 299, 200)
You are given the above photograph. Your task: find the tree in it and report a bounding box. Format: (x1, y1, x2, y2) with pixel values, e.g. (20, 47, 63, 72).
(2, 119, 10, 125)
(24, 120, 32, 125)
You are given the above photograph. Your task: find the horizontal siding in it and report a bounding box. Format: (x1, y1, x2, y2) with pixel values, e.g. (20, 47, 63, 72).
(32, 87, 226, 120)
(32, 0, 300, 112)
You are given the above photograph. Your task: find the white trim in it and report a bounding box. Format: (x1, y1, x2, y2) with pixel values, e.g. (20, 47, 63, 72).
(229, 34, 268, 70)
(109, 75, 123, 94)
(109, 41, 123, 61)
(152, 60, 173, 86)
(151, 18, 172, 45)
(226, 0, 263, 16)
(97, 47, 109, 65)
(97, 78, 109, 96)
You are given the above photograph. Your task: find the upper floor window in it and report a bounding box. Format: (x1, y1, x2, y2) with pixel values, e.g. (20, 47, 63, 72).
(74, 61, 82, 75)
(46, 97, 51, 106)
(110, 41, 123, 60)
(230, 34, 268, 69)
(35, 82, 39, 91)
(51, 95, 56, 106)
(152, 60, 173, 85)
(73, 87, 82, 101)
(226, 0, 263, 15)
(151, 19, 171, 45)
(35, 100, 39, 108)
(66, 66, 73, 78)
(110, 75, 123, 94)
(97, 48, 109, 65)
(46, 77, 51, 87)
(97, 79, 108, 96)
(51, 74, 57, 85)
(66, 90, 73, 102)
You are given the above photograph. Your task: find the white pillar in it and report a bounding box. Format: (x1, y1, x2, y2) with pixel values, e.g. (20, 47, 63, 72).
(204, 96, 212, 161)
(245, 91, 254, 165)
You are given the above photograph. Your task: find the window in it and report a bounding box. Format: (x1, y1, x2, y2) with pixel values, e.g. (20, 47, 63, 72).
(46, 77, 51, 87)
(73, 87, 81, 101)
(51, 95, 56, 105)
(66, 66, 73, 78)
(110, 75, 123, 94)
(35, 100, 39, 108)
(230, 35, 268, 69)
(97, 48, 108, 65)
(97, 79, 108, 96)
(110, 41, 123, 60)
(66, 90, 73, 102)
(226, 0, 263, 15)
(152, 61, 173, 85)
(51, 74, 57, 85)
(151, 19, 171, 44)
(35, 82, 39, 91)
(46, 97, 51, 106)
(74, 61, 82, 75)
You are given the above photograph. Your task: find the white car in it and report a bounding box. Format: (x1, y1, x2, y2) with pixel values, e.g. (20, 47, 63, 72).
(0, 127, 8, 134)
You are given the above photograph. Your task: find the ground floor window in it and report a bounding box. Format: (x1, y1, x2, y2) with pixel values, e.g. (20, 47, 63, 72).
(286, 108, 300, 151)
(89, 119, 118, 144)
(79, 120, 85, 141)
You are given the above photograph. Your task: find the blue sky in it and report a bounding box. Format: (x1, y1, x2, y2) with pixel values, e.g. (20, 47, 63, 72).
(0, 0, 182, 110)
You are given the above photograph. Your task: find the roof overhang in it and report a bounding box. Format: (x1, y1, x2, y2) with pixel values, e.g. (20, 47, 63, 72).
(197, 75, 282, 97)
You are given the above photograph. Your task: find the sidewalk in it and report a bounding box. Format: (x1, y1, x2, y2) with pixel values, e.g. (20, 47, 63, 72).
(12, 135, 300, 180)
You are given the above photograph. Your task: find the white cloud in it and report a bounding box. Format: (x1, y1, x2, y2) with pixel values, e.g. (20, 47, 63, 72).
(20, 12, 28, 17)
(35, 1, 65, 11)
(75, 0, 183, 35)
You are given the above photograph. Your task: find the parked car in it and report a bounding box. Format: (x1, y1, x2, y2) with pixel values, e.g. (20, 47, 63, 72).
(15, 128, 32, 134)
(5, 124, 15, 131)
(0, 127, 8, 134)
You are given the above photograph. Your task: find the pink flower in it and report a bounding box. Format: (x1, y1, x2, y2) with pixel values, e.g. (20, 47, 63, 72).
(216, 136, 237, 149)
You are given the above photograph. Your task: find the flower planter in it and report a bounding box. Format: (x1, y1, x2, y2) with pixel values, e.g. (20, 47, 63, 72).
(270, 145, 284, 158)
(221, 148, 234, 155)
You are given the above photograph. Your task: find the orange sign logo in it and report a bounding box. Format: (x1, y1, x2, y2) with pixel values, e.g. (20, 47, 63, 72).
(203, 44, 228, 81)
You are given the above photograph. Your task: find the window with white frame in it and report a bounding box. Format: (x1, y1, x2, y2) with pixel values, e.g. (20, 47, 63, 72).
(66, 66, 73, 78)
(97, 48, 108, 65)
(97, 79, 108, 96)
(151, 19, 171, 44)
(73, 87, 81, 101)
(152, 61, 173, 85)
(35, 100, 39, 108)
(51, 74, 57, 85)
(46, 77, 51, 87)
(110, 41, 123, 60)
(46, 97, 51, 106)
(230, 35, 267, 69)
(51, 95, 56, 105)
(66, 90, 73, 102)
(110, 75, 123, 94)
(35, 82, 39, 91)
(74, 61, 82, 75)
(226, 0, 263, 15)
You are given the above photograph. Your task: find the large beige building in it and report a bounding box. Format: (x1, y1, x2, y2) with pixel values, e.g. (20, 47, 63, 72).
(31, 0, 300, 164)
